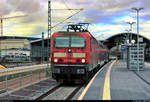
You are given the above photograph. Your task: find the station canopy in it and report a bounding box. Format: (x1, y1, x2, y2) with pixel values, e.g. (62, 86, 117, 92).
(103, 32, 150, 50)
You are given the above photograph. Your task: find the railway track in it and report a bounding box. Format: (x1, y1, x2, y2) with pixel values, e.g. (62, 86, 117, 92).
(0, 62, 109, 100)
(36, 84, 61, 100)
(35, 62, 109, 100)
(36, 84, 83, 100)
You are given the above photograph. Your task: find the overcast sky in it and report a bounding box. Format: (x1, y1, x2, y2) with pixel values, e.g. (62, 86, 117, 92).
(0, 0, 150, 40)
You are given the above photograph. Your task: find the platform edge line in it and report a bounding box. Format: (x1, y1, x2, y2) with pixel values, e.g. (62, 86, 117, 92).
(77, 61, 112, 100)
(102, 61, 115, 100)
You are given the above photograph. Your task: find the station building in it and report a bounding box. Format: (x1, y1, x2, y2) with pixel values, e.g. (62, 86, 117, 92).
(103, 32, 150, 61)
(0, 36, 39, 62)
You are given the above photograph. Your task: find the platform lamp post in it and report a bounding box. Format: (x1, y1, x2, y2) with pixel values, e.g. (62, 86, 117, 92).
(126, 21, 136, 43)
(48, 0, 51, 65)
(132, 7, 144, 71)
(125, 29, 130, 44)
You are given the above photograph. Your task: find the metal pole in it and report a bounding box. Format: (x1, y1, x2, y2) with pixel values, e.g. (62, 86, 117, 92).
(1, 18, 3, 36)
(137, 10, 139, 72)
(126, 22, 135, 43)
(47, 0, 51, 64)
(130, 24, 132, 43)
(5, 74, 8, 98)
(19, 74, 22, 87)
(39, 70, 41, 80)
(42, 32, 44, 63)
(132, 7, 144, 71)
(30, 71, 32, 82)
(47, 0, 51, 76)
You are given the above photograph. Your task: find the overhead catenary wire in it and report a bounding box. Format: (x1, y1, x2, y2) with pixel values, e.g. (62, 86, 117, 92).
(51, 9, 83, 29)
(50, 0, 84, 29)
(62, 0, 73, 13)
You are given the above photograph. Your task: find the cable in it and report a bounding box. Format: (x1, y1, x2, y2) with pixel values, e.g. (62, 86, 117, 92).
(51, 9, 83, 29)
(62, 0, 72, 13)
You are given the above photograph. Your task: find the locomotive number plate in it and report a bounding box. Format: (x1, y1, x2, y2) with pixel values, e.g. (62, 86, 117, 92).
(64, 59, 75, 62)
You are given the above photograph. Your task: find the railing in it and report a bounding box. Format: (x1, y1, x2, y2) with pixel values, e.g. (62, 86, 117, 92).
(0, 64, 51, 96)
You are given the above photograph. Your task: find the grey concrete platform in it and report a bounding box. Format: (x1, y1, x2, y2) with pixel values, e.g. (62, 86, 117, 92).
(81, 60, 150, 100)
(81, 61, 112, 100)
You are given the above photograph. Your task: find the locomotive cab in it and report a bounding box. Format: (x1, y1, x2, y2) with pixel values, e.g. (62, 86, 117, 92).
(51, 34, 90, 83)
(50, 23, 108, 83)
(51, 24, 91, 83)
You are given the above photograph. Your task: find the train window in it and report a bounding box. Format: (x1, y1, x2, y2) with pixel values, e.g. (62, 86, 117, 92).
(55, 36, 69, 47)
(54, 36, 85, 48)
(71, 36, 85, 48)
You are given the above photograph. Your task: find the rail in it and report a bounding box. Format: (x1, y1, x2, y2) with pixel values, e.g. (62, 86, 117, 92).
(36, 84, 83, 100)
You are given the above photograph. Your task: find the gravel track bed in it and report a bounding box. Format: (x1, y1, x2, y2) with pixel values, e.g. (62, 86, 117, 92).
(43, 86, 77, 100)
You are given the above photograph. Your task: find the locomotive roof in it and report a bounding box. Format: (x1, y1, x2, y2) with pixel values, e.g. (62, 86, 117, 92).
(57, 31, 95, 37)
(57, 31, 88, 34)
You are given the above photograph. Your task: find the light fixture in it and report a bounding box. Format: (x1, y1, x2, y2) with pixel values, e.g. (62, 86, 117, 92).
(81, 59, 85, 63)
(54, 58, 58, 62)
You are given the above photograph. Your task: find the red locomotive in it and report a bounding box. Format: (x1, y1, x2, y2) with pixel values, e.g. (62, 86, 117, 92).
(50, 23, 109, 83)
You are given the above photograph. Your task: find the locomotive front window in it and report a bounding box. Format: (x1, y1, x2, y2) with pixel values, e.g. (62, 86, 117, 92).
(54, 36, 85, 48)
(71, 36, 85, 48)
(55, 36, 69, 47)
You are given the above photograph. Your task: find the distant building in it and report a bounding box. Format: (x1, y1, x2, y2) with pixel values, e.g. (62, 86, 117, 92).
(0, 36, 40, 62)
(0, 39, 30, 50)
(0, 36, 39, 41)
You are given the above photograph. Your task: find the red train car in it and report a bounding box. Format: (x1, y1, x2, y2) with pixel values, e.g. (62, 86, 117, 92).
(50, 24, 109, 83)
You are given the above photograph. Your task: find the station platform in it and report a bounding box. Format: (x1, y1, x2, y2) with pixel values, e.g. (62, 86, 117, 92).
(78, 60, 150, 100)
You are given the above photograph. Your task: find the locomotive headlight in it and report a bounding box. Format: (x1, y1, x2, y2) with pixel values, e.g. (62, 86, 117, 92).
(68, 49, 71, 53)
(54, 58, 58, 62)
(81, 59, 85, 63)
